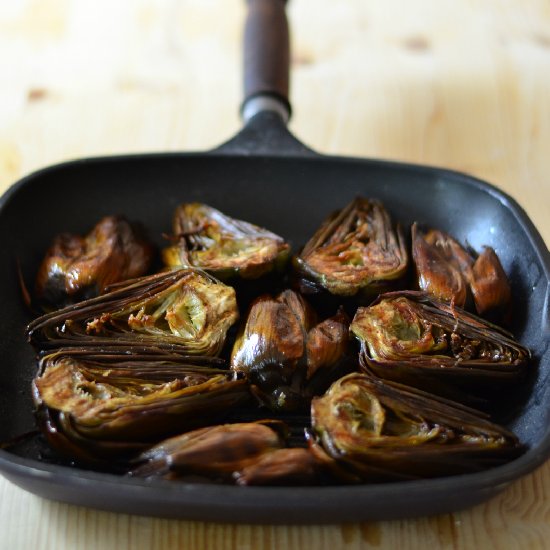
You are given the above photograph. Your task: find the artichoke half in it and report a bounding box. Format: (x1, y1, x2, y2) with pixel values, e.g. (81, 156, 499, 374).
(350, 291, 529, 405)
(33, 349, 250, 462)
(412, 224, 512, 323)
(162, 203, 290, 280)
(293, 197, 408, 299)
(230, 289, 351, 411)
(311, 373, 524, 481)
(131, 421, 324, 485)
(27, 269, 239, 356)
(35, 215, 154, 309)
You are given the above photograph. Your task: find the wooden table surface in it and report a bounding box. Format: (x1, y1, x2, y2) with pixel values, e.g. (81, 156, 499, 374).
(1, 1, 550, 548)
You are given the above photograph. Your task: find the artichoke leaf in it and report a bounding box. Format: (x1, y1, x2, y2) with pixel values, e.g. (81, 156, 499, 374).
(35, 345, 228, 383)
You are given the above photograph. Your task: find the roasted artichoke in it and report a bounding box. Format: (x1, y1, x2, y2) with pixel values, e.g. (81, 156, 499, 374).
(131, 420, 324, 485)
(311, 373, 524, 480)
(162, 203, 290, 280)
(230, 289, 351, 411)
(33, 348, 250, 461)
(27, 269, 239, 356)
(350, 291, 529, 405)
(470, 246, 512, 323)
(293, 197, 408, 299)
(35, 215, 154, 308)
(412, 224, 511, 322)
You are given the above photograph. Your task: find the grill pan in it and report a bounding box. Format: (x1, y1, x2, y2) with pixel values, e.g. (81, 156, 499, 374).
(0, 0, 549, 524)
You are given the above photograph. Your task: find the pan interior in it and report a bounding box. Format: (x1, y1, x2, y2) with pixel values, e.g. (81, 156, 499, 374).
(1, 153, 548, 461)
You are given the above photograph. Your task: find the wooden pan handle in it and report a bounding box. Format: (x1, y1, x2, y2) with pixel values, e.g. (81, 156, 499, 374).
(242, 0, 291, 122)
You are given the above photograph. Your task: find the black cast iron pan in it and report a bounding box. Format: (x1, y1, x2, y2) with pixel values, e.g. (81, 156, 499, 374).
(1, 0, 549, 524)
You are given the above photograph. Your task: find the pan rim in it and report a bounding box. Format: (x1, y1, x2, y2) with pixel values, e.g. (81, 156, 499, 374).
(0, 442, 541, 523)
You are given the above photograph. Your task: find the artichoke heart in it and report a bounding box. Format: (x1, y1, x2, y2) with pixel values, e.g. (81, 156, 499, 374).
(33, 350, 250, 460)
(162, 203, 290, 280)
(294, 197, 408, 297)
(27, 269, 239, 356)
(350, 291, 529, 405)
(35, 215, 154, 308)
(311, 373, 524, 480)
(230, 289, 351, 411)
(412, 224, 512, 323)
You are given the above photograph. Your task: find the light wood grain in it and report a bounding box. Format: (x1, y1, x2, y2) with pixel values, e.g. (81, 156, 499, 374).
(2, 0, 550, 548)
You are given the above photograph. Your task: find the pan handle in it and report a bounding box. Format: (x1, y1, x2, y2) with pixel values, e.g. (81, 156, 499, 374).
(241, 0, 291, 124)
(215, 0, 315, 155)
